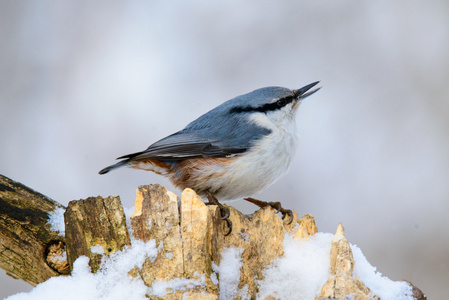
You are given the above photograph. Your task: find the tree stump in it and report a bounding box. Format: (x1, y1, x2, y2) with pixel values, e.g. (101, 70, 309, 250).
(127, 185, 320, 299)
(0, 176, 427, 300)
(0, 174, 67, 286)
(64, 195, 131, 273)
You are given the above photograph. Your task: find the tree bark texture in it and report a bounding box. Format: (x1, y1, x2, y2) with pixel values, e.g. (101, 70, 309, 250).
(64, 195, 131, 273)
(0, 176, 427, 300)
(0, 174, 66, 286)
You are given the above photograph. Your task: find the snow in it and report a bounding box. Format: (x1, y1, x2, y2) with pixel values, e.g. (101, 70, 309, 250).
(49, 251, 67, 263)
(6, 239, 158, 300)
(5, 229, 414, 300)
(210, 271, 219, 285)
(352, 244, 414, 299)
(212, 246, 249, 300)
(149, 276, 206, 297)
(6, 256, 148, 300)
(257, 232, 332, 300)
(90, 245, 105, 255)
(257, 232, 414, 300)
(47, 206, 65, 236)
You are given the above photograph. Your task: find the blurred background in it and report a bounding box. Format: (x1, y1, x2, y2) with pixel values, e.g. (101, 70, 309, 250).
(1, 0, 448, 298)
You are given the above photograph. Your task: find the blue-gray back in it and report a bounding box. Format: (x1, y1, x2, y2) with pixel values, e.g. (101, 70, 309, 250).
(123, 86, 294, 161)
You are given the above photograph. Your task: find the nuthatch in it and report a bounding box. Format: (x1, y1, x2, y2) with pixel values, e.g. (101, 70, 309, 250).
(99, 82, 320, 234)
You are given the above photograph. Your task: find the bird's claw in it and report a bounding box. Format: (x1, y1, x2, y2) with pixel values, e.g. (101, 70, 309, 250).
(215, 205, 232, 236)
(222, 218, 232, 236)
(244, 197, 294, 225)
(280, 208, 294, 225)
(217, 205, 230, 220)
(205, 191, 233, 236)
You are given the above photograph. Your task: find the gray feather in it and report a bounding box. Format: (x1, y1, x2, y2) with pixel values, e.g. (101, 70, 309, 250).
(113, 87, 294, 162)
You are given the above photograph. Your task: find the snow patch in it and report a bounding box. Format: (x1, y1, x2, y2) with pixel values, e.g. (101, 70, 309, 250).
(47, 206, 65, 236)
(148, 276, 206, 297)
(6, 239, 158, 300)
(257, 232, 414, 300)
(53, 253, 67, 262)
(352, 244, 414, 299)
(257, 232, 332, 300)
(212, 246, 249, 300)
(90, 245, 105, 255)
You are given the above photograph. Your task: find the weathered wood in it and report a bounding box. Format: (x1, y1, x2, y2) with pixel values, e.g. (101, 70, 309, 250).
(0, 174, 66, 285)
(208, 205, 289, 298)
(130, 185, 305, 299)
(403, 281, 428, 300)
(0, 177, 426, 300)
(180, 189, 216, 296)
(316, 225, 426, 300)
(130, 184, 186, 298)
(316, 224, 378, 300)
(64, 195, 131, 273)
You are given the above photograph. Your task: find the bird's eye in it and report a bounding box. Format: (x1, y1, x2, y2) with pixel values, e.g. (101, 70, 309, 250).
(277, 99, 287, 107)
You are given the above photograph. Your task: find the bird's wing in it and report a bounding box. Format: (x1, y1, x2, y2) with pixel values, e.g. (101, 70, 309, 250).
(117, 131, 247, 161)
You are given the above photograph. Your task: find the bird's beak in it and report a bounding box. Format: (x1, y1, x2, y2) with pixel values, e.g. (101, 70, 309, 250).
(294, 81, 321, 101)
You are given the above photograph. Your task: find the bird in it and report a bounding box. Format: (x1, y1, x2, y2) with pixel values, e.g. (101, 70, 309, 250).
(99, 82, 320, 234)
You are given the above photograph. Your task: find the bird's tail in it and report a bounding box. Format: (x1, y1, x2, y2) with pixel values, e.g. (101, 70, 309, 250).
(98, 160, 129, 175)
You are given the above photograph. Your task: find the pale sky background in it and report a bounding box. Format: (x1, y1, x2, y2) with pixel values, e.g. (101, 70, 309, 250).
(1, 1, 448, 299)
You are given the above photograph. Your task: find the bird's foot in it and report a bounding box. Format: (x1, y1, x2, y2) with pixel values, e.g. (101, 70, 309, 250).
(205, 191, 232, 236)
(244, 197, 293, 225)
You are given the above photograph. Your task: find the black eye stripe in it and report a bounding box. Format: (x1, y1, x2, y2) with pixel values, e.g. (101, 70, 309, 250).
(230, 95, 296, 114)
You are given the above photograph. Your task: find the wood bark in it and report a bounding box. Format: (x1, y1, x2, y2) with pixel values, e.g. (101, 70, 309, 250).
(0, 174, 67, 286)
(316, 224, 379, 300)
(129, 185, 317, 299)
(64, 195, 131, 273)
(0, 176, 426, 300)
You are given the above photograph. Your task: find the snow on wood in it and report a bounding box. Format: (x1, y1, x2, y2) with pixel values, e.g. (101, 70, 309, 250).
(0, 177, 426, 299)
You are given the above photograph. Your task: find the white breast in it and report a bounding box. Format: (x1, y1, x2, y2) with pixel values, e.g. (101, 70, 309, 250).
(202, 113, 298, 200)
